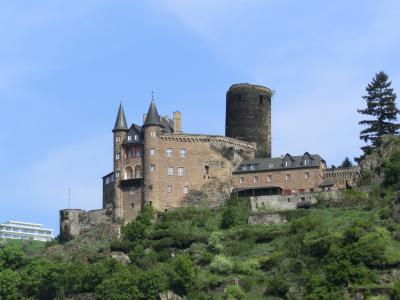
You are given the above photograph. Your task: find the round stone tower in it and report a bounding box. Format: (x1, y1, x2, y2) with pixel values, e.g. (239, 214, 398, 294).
(225, 83, 272, 158)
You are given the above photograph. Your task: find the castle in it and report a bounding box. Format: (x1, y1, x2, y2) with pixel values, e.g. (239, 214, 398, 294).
(60, 83, 360, 241)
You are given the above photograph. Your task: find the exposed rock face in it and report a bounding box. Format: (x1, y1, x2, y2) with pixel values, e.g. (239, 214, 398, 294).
(110, 251, 130, 265)
(159, 291, 183, 300)
(358, 135, 400, 185)
(248, 212, 287, 225)
(60, 208, 119, 243)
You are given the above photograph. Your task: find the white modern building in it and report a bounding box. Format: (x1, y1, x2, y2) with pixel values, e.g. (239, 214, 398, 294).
(0, 221, 54, 242)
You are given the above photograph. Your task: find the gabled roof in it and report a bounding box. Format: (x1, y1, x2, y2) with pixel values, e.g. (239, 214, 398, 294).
(234, 152, 325, 173)
(143, 101, 162, 127)
(113, 104, 128, 131)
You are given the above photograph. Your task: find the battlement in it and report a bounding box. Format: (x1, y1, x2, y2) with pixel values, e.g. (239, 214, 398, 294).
(160, 133, 257, 152)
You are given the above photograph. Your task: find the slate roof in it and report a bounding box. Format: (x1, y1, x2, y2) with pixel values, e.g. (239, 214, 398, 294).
(143, 101, 162, 127)
(161, 117, 174, 133)
(123, 124, 143, 145)
(234, 152, 324, 173)
(113, 104, 128, 131)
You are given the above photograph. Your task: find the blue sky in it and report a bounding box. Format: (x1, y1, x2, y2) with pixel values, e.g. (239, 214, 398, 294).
(1, 0, 399, 234)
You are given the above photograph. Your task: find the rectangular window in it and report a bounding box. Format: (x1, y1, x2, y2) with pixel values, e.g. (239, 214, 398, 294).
(310, 188, 315, 193)
(242, 165, 247, 171)
(285, 161, 291, 167)
(115, 153, 120, 160)
(267, 175, 272, 182)
(115, 171, 120, 178)
(134, 134, 138, 141)
(250, 164, 256, 171)
(150, 131, 156, 137)
(150, 165, 155, 172)
(183, 186, 189, 193)
(150, 148, 155, 156)
(285, 174, 291, 181)
(240, 177, 244, 183)
(168, 166, 174, 176)
(180, 149, 186, 158)
(166, 148, 173, 157)
(167, 186, 172, 193)
(116, 137, 121, 143)
(304, 172, 310, 179)
(136, 150, 141, 157)
(127, 135, 132, 141)
(178, 167, 184, 176)
(254, 176, 259, 183)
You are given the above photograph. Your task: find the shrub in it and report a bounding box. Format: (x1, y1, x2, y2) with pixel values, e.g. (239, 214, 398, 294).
(393, 280, 400, 300)
(0, 269, 21, 300)
(210, 255, 234, 274)
(95, 269, 142, 300)
(383, 150, 400, 187)
(224, 285, 245, 300)
(265, 273, 289, 298)
(139, 268, 168, 300)
(234, 258, 260, 275)
(0, 244, 25, 270)
(208, 231, 224, 254)
(171, 255, 196, 296)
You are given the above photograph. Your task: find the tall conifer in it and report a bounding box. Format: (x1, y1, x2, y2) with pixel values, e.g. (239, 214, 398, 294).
(358, 71, 399, 156)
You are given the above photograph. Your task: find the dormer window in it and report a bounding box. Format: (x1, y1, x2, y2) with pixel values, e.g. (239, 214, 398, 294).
(268, 163, 273, 168)
(127, 135, 132, 141)
(242, 165, 248, 171)
(250, 164, 256, 171)
(304, 159, 309, 166)
(134, 134, 139, 141)
(285, 161, 291, 167)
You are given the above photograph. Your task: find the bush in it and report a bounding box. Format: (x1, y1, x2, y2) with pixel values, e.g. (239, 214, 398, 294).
(383, 150, 400, 187)
(234, 258, 260, 275)
(0, 244, 25, 270)
(95, 269, 142, 300)
(393, 280, 400, 300)
(208, 231, 224, 254)
(265, 273, 289, 298)
(171, 255, 196, 296)
(139, 268, 168, 300)
(0, 269, 21, 300)
(210, 255, 234, 274)
(224, 285, 245, 300)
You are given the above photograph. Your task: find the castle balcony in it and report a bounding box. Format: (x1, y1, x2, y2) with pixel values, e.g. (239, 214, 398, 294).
(120, 177, 143, 188)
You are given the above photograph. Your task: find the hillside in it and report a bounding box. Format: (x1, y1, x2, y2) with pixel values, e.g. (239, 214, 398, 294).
(2, 137, 400, 299)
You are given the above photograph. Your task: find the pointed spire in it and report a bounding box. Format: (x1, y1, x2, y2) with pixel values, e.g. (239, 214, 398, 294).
(143, 99, 162, 127)
(113, 103, 128, 131)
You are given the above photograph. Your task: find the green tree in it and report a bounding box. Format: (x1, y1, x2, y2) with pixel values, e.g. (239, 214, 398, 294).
(0, 269, 21, 300)
(171, 255, 196, 296)
(224, 285, 245, 300)
(122, 204, 155, 243)
(358, 71, 399, 157)
(0, 244, 25, 270)
(95, 269, 142, 300)
(138, 268, 168, 300)
(340, 157, 353, 168)
(221, 206, 238, 229)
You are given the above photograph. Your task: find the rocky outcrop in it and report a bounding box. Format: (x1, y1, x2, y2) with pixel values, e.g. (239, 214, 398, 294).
(358, 135, 400, 185)
(248, 212, 287, 225)
(60, 208, 118, 243)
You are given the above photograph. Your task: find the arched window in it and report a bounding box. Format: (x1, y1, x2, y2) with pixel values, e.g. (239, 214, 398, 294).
(134, 165, 143, 178)
(125, 166, 133, 179)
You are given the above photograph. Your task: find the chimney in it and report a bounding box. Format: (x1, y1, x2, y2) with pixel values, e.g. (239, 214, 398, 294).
(173, 111, 182, 133)
(143, 114, 147, 124)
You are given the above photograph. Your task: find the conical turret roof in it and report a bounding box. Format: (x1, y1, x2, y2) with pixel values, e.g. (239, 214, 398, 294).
(113, 104, 128, 131)
(143, 100, 162, 127)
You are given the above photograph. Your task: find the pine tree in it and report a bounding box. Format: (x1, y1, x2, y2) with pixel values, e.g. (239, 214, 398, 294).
(358, 71, 399, 156)
(340, 157, 353, 168)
